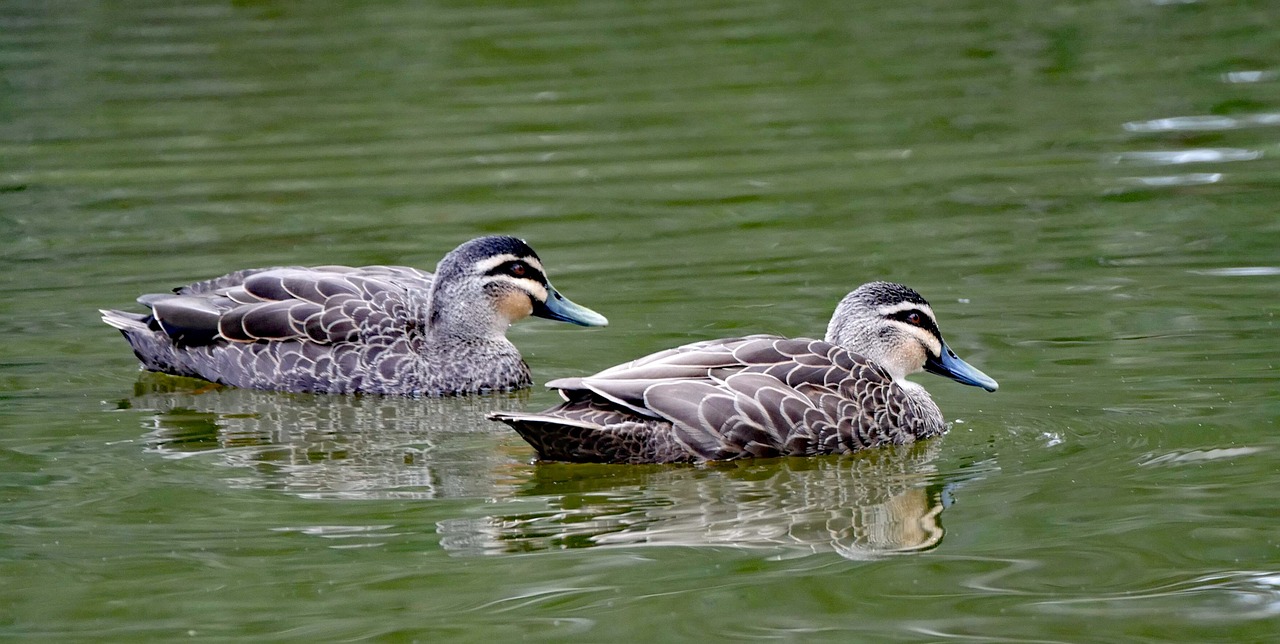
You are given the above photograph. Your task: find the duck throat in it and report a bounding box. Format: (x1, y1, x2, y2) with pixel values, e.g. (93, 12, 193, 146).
(826, 323, 905, 381)
(418, 334, 530, 394)
(419, 293, 528, 393)
(424, 279, 510, 343)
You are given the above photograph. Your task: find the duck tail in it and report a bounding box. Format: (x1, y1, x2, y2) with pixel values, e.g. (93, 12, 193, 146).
(487, 412, 690, 464)
(99, 308, 152, 333)
(487, 412, 602, 462)
(100, 308, 188, 375)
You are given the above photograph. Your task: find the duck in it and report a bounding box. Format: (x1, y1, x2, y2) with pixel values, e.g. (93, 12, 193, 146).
(488, 281, 997, 463)
(101, 235, 607, 396)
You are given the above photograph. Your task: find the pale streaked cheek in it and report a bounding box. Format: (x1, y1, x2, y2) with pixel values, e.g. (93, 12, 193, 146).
(903, 340, 926, 370)
(899, 325, 939, 371)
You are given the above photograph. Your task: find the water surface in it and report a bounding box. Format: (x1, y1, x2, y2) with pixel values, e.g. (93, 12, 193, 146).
(3, 0, 1279, 641)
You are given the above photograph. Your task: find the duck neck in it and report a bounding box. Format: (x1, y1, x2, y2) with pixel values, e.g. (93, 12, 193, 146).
(416, 289, 529, 394)
(422, 277, 509, 344)
(827, 324, 908, 382)
(419, 334, 529, 393)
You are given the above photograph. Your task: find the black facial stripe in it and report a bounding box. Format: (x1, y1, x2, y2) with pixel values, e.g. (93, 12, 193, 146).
(890, 308, 941, 342)
(484, 260, 547, 285)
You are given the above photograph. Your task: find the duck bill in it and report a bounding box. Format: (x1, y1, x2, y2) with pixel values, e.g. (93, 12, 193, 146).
(925, 340, 998, 392)
(532, 283, 608, 327)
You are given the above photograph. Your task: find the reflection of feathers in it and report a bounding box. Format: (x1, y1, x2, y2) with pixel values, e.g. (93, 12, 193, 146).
(128, 374, 526, 499)
(127, 376, 962, 561)
(438, 440, 949, 560)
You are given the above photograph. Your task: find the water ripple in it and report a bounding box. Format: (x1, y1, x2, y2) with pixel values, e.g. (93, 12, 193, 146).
(1123, 114, 1280, 133)
(1035, 570, 1280, 620)
(269, 524, 402, 549)
(1139, 446, 1269, 467)
(1121, 173, 1222, 187)
(1111, 149, 1261, 165)
(1221, 71, 1276, 84)
(1189, 267, 1280, 277)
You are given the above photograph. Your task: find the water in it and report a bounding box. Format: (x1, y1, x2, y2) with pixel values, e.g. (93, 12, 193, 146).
(3, 0, 1279, 640)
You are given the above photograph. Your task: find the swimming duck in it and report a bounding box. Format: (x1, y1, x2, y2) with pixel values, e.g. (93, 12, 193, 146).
(488, 281, 996, 463)
(101, 236, 607, 396)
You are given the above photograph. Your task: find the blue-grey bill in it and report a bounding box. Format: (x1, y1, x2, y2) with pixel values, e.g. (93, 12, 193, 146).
(533, 284, 609, 327)
(925, 341, 998, 392)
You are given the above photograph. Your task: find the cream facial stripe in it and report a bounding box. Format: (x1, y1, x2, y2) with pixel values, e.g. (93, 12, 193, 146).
(900, 324, 942, 356)
(487, 274, 549, 302)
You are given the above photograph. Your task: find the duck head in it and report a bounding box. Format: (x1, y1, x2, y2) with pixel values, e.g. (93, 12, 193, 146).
(427, 236, 607, 339)
(825, 281, 997, 392)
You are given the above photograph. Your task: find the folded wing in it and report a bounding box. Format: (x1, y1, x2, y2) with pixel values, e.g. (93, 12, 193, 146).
(141, 265, 432, 347)
(526, 335, 908, 461)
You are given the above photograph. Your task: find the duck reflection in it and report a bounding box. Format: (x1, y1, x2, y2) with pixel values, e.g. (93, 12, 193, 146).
(122, 373, 528, 499)
(123, 373, 964, 559)
(438, 441, 953, 560)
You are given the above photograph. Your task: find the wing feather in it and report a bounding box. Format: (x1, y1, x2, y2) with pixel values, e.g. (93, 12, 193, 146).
(147, 295, 234, 345)
(137, 265, 427, 347)
(642, 381, 735, 459)
(508, 330, 944, 463)
(239, 301, 319, 341)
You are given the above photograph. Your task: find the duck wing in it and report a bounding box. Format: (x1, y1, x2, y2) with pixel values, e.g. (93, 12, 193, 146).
(143, 265, 432, 347)
(637, 340, 903, 459)
(544, 335, 767, 417)
(547, 335, 862, 414)
(519, 335, 911, 461)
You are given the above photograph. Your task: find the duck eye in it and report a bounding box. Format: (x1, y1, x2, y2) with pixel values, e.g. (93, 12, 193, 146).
(508, 262, 527, 277)
(907, 312, 922, 325)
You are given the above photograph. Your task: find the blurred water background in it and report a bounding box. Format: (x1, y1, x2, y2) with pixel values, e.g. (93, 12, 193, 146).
(2, 0, 1278, 640)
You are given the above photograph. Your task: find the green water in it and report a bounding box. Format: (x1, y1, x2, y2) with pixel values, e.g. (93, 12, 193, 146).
(4, 0, 1279, 640)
